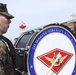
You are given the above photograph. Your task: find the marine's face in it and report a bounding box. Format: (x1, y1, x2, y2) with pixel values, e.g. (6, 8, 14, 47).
(0, 15, 11, 35)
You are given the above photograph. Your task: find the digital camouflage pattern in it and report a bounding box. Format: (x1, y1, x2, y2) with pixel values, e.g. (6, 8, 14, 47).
(0, 39, 15, 75)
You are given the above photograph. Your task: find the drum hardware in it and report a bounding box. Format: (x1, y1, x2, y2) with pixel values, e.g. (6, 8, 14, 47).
(15, 46, 30, 50)
(36, 26, 44, 30)
(14, 48, 28, 75)
(15, 47, 29, 56)
(14, 46, 30, 75)
(28, 30, 34, 34)
(32, 29, 40, 33)
(15, 47, 28, 51)
(26, 46, 30, 50)
(27, 29, 41, 34)
(43, 23, 56, 28)
(15, 68, 27, 75)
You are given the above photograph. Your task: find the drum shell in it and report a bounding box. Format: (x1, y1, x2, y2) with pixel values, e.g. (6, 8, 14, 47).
(14, 30, 40, 73)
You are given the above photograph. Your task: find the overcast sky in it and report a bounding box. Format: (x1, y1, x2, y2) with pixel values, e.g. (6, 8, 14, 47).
(1, 0, 76, 40)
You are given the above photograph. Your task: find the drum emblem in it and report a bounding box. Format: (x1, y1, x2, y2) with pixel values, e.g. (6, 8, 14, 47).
(37, 48, 73, 74)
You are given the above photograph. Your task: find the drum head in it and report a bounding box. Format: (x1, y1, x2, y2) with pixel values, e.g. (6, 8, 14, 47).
(28, 24, 76, 75)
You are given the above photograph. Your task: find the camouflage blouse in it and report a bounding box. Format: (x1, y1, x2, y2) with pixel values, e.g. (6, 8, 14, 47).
(0, 39, 15, 75)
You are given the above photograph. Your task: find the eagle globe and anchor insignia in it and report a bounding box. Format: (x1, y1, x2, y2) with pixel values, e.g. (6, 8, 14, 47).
(37, 48, 73, 74)
(28, 24, 76, 75)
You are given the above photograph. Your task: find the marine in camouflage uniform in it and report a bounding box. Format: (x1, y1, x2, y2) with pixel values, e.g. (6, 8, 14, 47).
(0, 39, 15, 75)
(0, 3, 15, 75)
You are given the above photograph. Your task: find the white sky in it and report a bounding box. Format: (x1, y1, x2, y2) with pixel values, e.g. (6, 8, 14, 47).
(1, 0, 76, 40)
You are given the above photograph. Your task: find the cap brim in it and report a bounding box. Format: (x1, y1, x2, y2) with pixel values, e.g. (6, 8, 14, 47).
(0, 12, 14, 19)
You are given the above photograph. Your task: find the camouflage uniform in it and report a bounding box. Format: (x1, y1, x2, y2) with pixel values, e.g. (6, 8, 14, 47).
(0, 39, 15, 75)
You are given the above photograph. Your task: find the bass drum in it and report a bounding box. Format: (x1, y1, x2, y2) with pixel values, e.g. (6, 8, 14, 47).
(14, 23, 76, 75)
(14, 29, 42, 75)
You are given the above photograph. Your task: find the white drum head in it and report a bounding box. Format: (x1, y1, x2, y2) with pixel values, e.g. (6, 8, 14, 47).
(28, 25, 76, 75)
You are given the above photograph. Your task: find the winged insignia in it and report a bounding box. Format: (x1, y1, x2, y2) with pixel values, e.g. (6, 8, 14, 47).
(45, 52, 67, 66)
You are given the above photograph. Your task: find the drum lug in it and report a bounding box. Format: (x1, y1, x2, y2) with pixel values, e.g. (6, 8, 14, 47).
(26, 46, 30, 50)
(15, 68, 29, 75)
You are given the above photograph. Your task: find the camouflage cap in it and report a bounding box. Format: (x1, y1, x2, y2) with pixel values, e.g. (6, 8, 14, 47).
(0, 3, 14, 19)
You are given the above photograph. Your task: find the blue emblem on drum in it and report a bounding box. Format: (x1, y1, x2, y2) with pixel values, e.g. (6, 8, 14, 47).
(28, 26, 76, 75)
